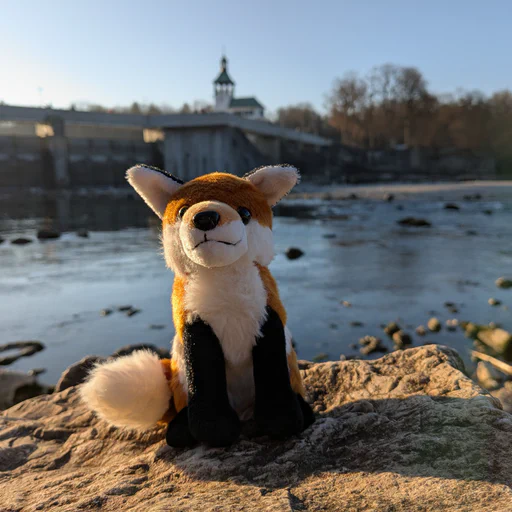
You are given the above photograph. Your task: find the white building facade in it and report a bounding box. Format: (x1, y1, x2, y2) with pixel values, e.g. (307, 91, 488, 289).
(213, 56, 265, 120)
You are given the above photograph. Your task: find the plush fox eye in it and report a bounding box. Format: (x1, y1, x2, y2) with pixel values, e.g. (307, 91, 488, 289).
(178, 206, 189, 219)
(237, 207, 251, 225)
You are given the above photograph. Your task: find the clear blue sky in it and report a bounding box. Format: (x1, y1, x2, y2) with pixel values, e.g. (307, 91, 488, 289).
(1, 0, 510, 114)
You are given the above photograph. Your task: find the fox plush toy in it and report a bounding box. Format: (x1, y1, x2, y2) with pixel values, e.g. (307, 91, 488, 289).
(81, 164, 314, 447)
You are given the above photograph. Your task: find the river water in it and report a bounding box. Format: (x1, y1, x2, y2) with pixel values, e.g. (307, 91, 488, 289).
(1, 183, 511, 384)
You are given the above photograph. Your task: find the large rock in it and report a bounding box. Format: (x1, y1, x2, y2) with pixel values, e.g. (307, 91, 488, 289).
(1, 346, 512, 511)
(491, 382, 512, 414)
(0, 370, 50, 410)
(111, 344, 169, 359)
(55, 347, 169, 393)
(54, 355, 105, 392)
(477, 328, 512, 359)
(0, 341, 45, 366)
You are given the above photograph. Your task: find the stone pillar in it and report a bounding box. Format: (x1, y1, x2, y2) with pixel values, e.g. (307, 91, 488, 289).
(163, 129, 182, 177)
(46, 116, 69, 188)
(164, 127, 225, 179)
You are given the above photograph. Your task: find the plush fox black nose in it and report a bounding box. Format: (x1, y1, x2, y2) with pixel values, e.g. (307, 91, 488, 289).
(193, 211, 220, 231)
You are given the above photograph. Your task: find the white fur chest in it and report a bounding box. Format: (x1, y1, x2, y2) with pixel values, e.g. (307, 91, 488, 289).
(183, 264, 267, 367)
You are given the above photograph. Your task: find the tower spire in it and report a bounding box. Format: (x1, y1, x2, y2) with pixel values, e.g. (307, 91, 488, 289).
(213, 54, 235, 112)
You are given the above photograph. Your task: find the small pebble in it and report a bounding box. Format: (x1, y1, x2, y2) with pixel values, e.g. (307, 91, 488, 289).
(359, 336, 387, 355)
(443, 302, 459, 313)
(384, 322, 401, 337)
(496, 277, 512, 289)
(445, 318, 459, 332)
(427, 317, 441, 332)
(37, 229, 61, 240)
(28, 368, 46, 376)
(463, 193, 482, 201)
(397, 217, 431, 227)
(416, 325, 427, 336)
(464, 322, 480, 339)
(11, 237, 33, 245)
(285, 247, 304, 260)
(359, 336, 376, 346)
(392, 330, 412, 349)
(312, 352, 329, 363)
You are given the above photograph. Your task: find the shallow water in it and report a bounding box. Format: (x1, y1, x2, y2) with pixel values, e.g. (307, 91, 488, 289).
(1, 187, 511, 384)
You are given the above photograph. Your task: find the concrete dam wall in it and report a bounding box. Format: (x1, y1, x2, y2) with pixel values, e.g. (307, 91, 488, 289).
(0, 127, 267, 189)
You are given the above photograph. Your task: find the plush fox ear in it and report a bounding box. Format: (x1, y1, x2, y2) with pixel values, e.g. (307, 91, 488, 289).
(126, 165, 184, 218)
(244, 165, 300, 206)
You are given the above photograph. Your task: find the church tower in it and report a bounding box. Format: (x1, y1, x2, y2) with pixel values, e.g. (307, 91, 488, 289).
(213, 55, 235, 111)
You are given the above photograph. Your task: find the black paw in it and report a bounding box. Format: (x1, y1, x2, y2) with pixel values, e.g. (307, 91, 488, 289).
(255, 392, 304, 439)
(297, 394, 315, 429)
(166, 407, 196, 448)
(188, 401, 241, 447)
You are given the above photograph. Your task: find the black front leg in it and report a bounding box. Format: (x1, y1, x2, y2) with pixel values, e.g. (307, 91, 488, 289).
(166, 406, 196, 448)
(253, 307, 304, 438)
(182, 318, 240, 447)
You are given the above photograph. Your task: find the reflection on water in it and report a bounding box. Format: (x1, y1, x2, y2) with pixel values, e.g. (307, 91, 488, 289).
(0, 190, 153, 233)
(1, 189, 511, 383)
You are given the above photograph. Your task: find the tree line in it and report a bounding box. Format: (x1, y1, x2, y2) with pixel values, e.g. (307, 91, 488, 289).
(70, 63, 512, 174)
(69, 100, 211, 116)
(277, 64, 512, 175)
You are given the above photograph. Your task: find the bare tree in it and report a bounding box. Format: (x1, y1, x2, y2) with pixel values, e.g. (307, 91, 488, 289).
(326, 73, 369, 145)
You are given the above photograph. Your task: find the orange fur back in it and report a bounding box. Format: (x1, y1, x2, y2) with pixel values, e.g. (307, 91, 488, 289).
(255, 263, 287, 325)
(172, 275, 187, 340)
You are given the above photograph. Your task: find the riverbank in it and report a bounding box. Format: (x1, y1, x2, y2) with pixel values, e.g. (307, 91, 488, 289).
(292, 179, 512, 199)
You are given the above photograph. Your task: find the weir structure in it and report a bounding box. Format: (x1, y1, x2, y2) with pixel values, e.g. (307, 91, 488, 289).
(0, 105, 331, 188)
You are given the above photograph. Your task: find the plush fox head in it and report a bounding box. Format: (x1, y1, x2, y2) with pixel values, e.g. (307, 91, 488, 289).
(126, 165, 299, 273)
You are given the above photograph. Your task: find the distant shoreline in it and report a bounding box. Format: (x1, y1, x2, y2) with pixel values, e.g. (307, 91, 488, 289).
(291, 180, 512, 200)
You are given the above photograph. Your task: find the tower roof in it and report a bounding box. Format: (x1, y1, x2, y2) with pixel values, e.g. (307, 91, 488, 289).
(213, 55, 235, 85)
(229, 97, 264, 109)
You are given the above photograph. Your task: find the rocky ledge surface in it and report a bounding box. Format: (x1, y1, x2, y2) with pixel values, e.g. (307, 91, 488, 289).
(1, 345, 511, 511)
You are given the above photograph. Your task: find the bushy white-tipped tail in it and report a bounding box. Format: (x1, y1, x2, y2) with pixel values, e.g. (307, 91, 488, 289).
(80, 350, 171, 430)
